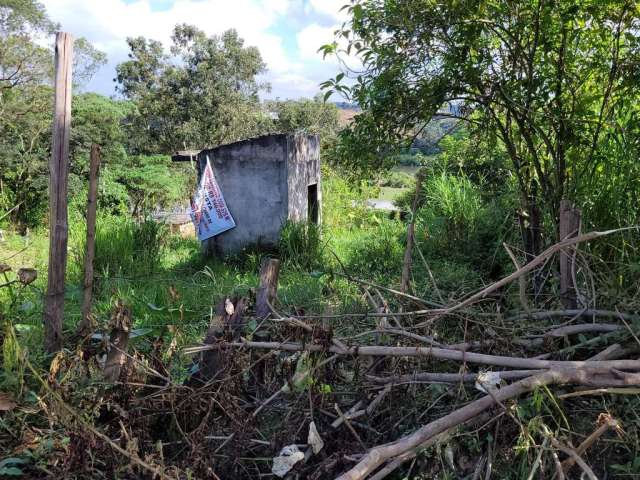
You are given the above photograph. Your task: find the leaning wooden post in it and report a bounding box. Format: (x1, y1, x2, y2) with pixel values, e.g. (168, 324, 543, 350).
(559, 199, 581, 309)
(401, 171, 423, 294)
(77, 144, 101, 336)
(255, 257, 281, 319)
(44, 32, 73, 353)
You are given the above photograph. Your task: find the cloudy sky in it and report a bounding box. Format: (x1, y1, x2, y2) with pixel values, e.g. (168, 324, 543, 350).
(41, 0, 350, 99)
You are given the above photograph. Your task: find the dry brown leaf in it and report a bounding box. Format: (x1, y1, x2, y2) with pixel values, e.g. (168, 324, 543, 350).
(168, 285, 180, 302)
(17, 268, 37, 285)
(0, 392, 17, 411)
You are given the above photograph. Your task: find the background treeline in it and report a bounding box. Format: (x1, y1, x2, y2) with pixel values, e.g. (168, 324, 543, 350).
(0, 1, 340, 230)
(2, 0, 639, 291)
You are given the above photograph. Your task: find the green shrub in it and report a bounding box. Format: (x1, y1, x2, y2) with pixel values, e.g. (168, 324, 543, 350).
(321, 165, 376, 231)
(395, 153, 426, 166)
(406, 171, 513, 278)
(344, 219, 404, 278)
(93, 215, 166, 276)
(422, 172, 483, 237)
(279, 221, 324, 271)
(378, 170, 415, 189)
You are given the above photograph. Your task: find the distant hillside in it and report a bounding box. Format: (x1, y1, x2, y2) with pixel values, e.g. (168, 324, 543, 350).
(333, 102, 361, 126)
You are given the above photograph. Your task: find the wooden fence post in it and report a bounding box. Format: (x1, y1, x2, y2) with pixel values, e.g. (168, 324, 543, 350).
(401, 172, 424, 294)
(77, 144, 101, 336)
(44, 32, 73, 353)
(559, 199, 581, 309)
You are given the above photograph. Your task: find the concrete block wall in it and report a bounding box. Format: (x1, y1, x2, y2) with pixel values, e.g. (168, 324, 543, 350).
(196, 133, 320, 256)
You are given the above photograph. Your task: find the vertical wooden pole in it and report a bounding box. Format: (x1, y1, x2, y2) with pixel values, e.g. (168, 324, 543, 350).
(401, 172, 423, 294)
(255, 258, 281, 319)
(44, 32, 73, 353)
(77, 144, 101, 336)
(559, 199, 581, 309)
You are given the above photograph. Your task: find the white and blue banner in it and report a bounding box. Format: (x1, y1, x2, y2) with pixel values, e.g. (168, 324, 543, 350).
(190, 157, 236, 241)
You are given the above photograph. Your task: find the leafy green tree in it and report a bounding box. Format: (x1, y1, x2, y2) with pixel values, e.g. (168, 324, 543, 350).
(116, 25, 270, 154)
(266, 96, 340, 154)
(323, 0, 640, 255)
(0, 0, 106, 227)
(68, 94, 189, 218)
(266, 96, 339, 136)
(70, 93, 132, 171)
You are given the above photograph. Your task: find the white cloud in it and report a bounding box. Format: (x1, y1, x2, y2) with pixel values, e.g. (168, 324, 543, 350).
(296, 23, 336, 61)
(307, 0, 349, 22)
(40, 0, 351, 99)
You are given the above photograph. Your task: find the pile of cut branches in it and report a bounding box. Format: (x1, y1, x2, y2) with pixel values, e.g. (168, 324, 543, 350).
(1, 229, 639, 479)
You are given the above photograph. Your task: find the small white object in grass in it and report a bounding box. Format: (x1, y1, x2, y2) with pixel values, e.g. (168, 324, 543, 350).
(224, 298, 235, 316)
(444, 443, 456, 470)
(308, 421, 324, 454)
(475, 371, 502, 393)
(272, 444, 305, 477)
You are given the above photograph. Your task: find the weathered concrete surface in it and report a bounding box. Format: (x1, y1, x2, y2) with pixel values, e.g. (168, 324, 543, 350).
(288, 135, 321, 223)
(195, 134, 320, 256)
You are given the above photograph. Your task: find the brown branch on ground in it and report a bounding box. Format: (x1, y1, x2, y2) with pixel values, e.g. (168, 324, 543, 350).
(336, 368, 629, 480)
(184, 340, 640, 374)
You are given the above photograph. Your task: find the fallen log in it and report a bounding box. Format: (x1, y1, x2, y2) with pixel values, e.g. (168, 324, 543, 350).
(367, 370, 543, 385)
(535, 323, 623, 337)
(335, 368, 636, 480)
(183, 340, 640, 372)
(506, 309, 638, 323)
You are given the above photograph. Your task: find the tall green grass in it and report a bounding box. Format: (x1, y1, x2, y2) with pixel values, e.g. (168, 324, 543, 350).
(421, 171, 483, 240)
(93, 215, 167, 277)
(279, 221, 324, 271)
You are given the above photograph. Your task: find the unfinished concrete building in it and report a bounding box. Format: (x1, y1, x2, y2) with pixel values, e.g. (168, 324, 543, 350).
(174, 134, 321, 255)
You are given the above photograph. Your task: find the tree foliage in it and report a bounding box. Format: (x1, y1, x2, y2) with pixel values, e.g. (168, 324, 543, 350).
(0, 0, 106, 227)
(323, 0, 640, 251)
(116, 25, 270, 154)
(265, 96, 341, 154)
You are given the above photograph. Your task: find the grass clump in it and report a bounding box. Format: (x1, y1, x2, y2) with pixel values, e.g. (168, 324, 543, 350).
(93, 215, 167, 277)
(279, 221, 324, 271)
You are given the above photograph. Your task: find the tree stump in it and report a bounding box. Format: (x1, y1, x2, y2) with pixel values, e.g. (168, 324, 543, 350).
(256, 258, 280, 319)
(103, 301, 131, 382)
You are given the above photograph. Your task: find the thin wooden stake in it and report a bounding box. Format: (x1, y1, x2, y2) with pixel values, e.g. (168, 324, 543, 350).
(44, 32, 73, 353)
(401, 173, 423, 294)
(77, 144, 101, 336)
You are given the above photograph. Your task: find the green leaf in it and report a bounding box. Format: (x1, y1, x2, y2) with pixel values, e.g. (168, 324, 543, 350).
(246, 319, 258, 333)
(0, 467, 23, 476)
(353, 4, 363, 20)
(0, 458, 29, 468)
(291, 352, 314, 392)
(319, 383, 332, 394)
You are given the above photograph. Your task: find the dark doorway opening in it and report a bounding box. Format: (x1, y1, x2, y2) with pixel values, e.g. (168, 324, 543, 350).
(308, 184, 319, 224)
